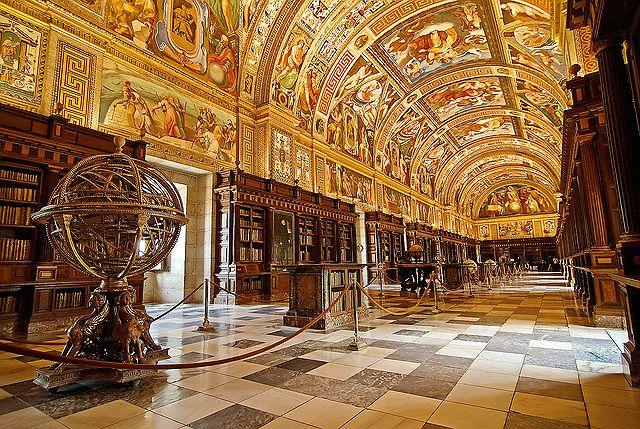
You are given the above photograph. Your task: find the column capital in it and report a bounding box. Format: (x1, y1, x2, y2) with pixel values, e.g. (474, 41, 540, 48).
(593, 31, 627, 56)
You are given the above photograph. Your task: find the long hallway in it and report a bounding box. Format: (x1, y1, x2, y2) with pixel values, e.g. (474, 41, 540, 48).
(0, 273, 636, 429)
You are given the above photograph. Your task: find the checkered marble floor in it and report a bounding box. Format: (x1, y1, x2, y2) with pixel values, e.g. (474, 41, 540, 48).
(1, 273, 639, 429)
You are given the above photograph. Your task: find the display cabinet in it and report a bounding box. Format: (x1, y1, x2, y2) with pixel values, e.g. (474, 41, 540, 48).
(278, 263, 366, 330)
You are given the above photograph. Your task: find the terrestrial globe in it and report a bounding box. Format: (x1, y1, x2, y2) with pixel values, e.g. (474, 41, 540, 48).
(408, 244, 423, 262)
(463, 258, 478, 274)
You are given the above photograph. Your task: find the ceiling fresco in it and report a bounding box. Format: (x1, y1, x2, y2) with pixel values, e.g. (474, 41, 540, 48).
(242, 0, 566, 221)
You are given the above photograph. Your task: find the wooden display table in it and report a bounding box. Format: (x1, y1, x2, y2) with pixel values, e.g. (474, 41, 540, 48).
(276, 263, 368, 331)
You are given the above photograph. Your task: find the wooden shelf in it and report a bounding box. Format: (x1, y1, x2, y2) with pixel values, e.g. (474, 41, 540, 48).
(0, 177, 39, 187)
(1, 199, 39, 206)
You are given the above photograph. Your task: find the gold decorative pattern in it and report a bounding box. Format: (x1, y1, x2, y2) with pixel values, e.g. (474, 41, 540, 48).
(51, 41, 96, 126)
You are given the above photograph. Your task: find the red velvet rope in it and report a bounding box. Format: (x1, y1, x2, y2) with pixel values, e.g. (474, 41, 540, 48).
(0, 282, 352, 370)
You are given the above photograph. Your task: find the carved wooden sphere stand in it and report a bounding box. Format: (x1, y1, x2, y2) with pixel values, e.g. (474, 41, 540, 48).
(31, 137, 188, 392)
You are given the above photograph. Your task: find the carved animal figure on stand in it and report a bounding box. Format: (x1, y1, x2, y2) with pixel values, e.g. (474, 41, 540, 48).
(113, 291, 160, 363)
(51, 293, 109, 372)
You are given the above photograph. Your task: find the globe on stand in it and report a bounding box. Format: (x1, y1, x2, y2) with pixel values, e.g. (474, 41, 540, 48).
(31, 137, 188, 392)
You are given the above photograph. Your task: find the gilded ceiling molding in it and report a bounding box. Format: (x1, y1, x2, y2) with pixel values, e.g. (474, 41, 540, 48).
(454, 165, 558, 208)
(441, 153, 560, 204)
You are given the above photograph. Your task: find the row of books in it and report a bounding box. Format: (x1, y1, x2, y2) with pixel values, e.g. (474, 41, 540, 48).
(0, 169, 38, 183)
(299, 235, 314, 246)
(239, 246, 264, 261)
(0, 295, 19, 314)
(0, 238, 30, 260)
(0, 187, 37, 202)
(0, 206, 33, 225)
(239, 227, 264, 241)
(54, 290, 84, 310)
(329, 289, 356, 314)
(299, 252, 315, 262)
(240, 277, 264, 292)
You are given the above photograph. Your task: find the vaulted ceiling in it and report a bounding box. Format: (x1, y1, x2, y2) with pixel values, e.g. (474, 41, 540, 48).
(242, 0, 566, 220)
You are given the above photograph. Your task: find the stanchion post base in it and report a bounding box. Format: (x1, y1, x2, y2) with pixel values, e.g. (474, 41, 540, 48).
(196, 320, 216, 333)
(431, 308, 442, 315)
(347, 338, 368, 351)
(34, 348, 170, 393)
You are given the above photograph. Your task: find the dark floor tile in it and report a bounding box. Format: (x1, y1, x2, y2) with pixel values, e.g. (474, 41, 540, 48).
(15, 355, 39, 363)
(267, 329, 290, 337)
(391, 318, 421, 325)
(244, 367, 301, 387)
(409, 361, 467, 384)
(393, 329, 426, 337)
(2, 380, 88, 406)
(245, 351, 291, 366)
(347, 369, 405, 389)
(325, 380, 387, 407)
(516, 377, 583, 401)
(513, 307, 540, 315)
(453, 334, 492, 343)
(0, 397, 29, 415)
(485, 332, 532, 354)
(524, 349, 577, 370)
(368, 339, 410, 350)
(277, 346, 315, 358)
(280, 373, 340, 397)
(276, 358, 325, 373)
(427, 353, 474, 369)
(385, 344, 439, 363)
(504, 411, 588, 429)
(392, 375, 457, 400)
(223, 339, 265, 349)
(459, 312, 489, 318)
(165, 368, 208, 384)
(190, 404, 276, 429)
(35, 388, 118, 419)
(571, 338, 621, 364)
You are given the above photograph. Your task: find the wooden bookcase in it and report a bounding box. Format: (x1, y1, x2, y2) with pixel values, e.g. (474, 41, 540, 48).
(405, 222, 437, 262)
(364, 211, 406, 282)
(0, 103, 147, 334)
(214, 170, 358, 303)
(297, 216, 317, 263)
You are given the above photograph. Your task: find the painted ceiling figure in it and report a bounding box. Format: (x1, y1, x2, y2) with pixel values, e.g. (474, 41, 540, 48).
(409, 27, 460, 65)
(207, 35, 236, 91)
(172, 3, 196, 43)
(276, 37, 307, 89)
(152, 96, 186, 139)
(113, 80, 155, 136)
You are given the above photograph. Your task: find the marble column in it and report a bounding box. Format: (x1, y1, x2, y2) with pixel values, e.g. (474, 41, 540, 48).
(595, 35, 640, 277)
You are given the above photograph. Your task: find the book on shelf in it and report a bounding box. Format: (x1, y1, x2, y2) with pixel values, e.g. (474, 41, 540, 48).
(0, 168, 38, 183)
(0, 187, 37, 202)
(0, 206, 33, 225)
(0, 295, 18, 314)
(0, 237, 30, 260)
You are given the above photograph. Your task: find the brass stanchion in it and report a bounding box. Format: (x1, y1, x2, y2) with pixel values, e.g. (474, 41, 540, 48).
(431, 269, 442, 315)
(197, 279, 215, 333)
(348, 283, 367, 351)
